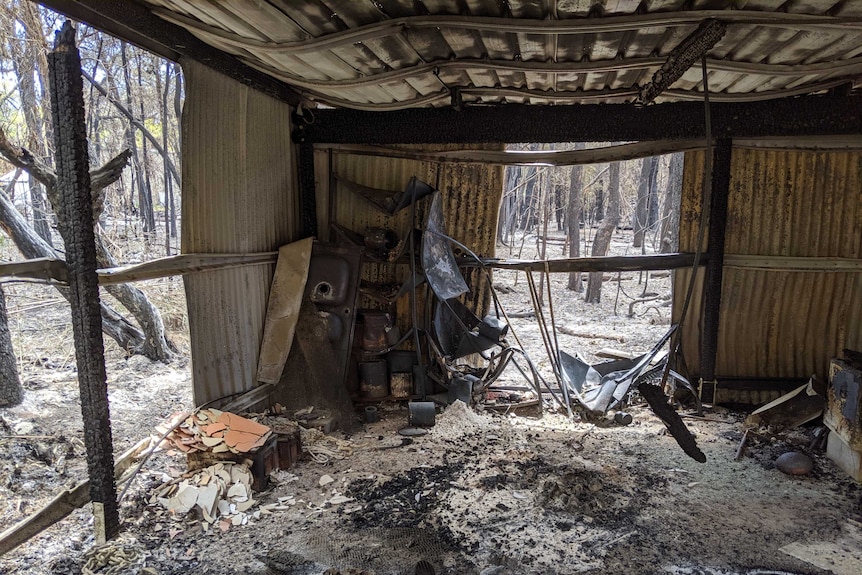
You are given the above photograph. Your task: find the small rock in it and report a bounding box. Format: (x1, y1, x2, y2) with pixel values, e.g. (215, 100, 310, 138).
(319, 474, 335, 487)
(775, 451, 814, 476)
(13, 421, 35, 435)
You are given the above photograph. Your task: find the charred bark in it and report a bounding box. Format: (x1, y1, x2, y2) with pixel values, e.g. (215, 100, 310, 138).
(585, 162, 621, 303)
(170, 64, 180, 238)
(135, 51, 157, 234)
(633, 156, 659, 248)
(639, 381, 706, 463)
(660, 153, 684, 253)
(48, 21, 118, 540)
(594, 184, 604, 222)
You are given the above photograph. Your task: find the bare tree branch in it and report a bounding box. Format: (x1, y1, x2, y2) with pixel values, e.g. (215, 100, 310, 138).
(0, 127, 130, 213)
(80, 68, 181, 187)
(0, 129, 173, 359)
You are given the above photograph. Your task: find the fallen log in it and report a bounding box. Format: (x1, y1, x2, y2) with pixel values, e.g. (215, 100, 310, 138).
(557, 325, 625, 342)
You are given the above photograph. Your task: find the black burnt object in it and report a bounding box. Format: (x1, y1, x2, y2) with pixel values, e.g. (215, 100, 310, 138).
(48, 20, 119, 540)
(335, 174, 434, 216)
(298, 96, 862, 145)
(364, 405, 380, 423)
(639, 381, 707, 463)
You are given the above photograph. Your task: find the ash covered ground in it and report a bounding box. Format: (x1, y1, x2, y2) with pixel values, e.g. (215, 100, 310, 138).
(2, 232, 861, 574)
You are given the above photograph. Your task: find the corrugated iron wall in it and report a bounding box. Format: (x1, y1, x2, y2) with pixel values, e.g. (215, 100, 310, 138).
(674, 147, 862, 387)
(314, 146, 503, 337)
(182, 61, 301, 404)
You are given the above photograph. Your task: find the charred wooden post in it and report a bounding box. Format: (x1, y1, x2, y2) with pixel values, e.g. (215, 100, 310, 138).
(47, 21, 118, 542)
(298, 140, 318, 238)
(700, 139, 733, 386)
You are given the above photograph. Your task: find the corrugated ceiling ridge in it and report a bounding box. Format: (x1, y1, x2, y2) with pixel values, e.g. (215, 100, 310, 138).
(147, 1, 862, 108)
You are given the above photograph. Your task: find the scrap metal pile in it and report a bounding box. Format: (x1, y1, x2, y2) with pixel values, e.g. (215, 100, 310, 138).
(334, 176, 707, 462)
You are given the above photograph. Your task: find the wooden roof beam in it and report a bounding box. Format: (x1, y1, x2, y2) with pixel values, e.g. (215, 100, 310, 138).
(295, 94, 862, 144)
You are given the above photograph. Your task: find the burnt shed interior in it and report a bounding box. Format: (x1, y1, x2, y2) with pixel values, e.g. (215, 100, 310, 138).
(5, 0, 862, 573)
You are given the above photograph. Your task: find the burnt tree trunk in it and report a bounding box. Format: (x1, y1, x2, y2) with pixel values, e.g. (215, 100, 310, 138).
(585, 162, 621, 303)
(48, 21, 118, 541)
(8, 8, 53, 246)
(554, 182, 564, 231)
(633, 156, 659, 248)
(0, 286, 22, 408)
(0, 131, 174, 360)
(566, 154, 585, 291)
(660, 153, 684, 253)
(136, 52, 157, 234)
(499, 167, 516, 245)
(522, 165, 538, 231)
(594, 183, 604, 222)
(120, 42, 153, 234)
(158, 62, 171, 254)
(170, 64, 180, 238)
(648, 164, 660, 229)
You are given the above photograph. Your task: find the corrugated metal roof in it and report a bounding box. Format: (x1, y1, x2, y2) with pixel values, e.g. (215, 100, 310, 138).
(182, 60, 301, 404)
(673, 147, 862, 382)
(141, 0, 862, 109)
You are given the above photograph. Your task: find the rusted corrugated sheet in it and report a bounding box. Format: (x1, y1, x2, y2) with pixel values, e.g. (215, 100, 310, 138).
(182, 60, 301, 404)
(314, 146, 503, 339)
(674, 148, 862, 385)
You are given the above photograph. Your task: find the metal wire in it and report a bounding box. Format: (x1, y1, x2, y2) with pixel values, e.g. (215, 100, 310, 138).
(661, 56, 715, 405)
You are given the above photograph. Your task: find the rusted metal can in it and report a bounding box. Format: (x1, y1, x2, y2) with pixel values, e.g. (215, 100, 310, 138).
(408, 401, 436, 427)
(359, 360, 388, 398)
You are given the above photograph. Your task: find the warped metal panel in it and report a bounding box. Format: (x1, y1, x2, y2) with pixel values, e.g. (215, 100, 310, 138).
(314, 145, 503, 339)
(182, 61, 301, 404)
(674, 148, 862, 382)
(145, 0, 862, 109)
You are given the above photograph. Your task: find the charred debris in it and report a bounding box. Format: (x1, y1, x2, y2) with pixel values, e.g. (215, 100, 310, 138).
(263, 175, 707, 462)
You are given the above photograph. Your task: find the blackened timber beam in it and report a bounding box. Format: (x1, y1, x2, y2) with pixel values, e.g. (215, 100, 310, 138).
(298, 142, 318, 238)
(295, 95, 862, 144)
(700, 139, 733, 384)
(37, 0, 302, 107)
(700, 378, 809, 403)
(47, 22, 118, 542)
(468, 252, 703, 273)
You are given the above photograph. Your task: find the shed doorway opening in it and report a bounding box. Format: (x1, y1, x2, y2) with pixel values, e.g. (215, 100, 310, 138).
(493, 147, 684, 391)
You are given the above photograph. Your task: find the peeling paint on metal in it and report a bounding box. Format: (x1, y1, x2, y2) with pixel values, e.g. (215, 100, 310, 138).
(674, 147, 862, 384)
